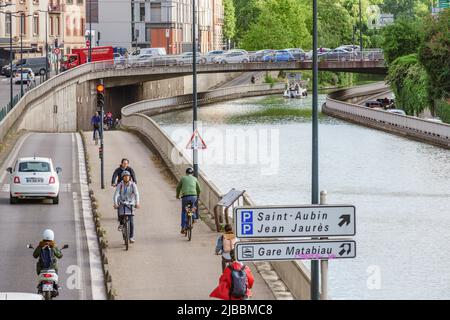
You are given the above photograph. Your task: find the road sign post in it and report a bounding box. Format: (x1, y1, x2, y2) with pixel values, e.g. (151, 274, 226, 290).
(235, 240, 356, 262)
(234, 205, 356, 239)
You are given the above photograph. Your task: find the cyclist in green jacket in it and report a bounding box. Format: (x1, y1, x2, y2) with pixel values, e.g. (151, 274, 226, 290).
(176, 167, 201, 235)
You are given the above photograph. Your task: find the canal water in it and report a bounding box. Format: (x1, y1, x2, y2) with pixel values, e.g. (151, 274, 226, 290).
(152, 94, 450, 300)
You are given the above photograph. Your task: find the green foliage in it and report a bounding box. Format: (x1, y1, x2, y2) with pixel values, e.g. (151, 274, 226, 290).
(380, 0, 416, 18)
(435, 99, 450, 124)
(240, 0, 311, 50)
(418, 10, 450, 104)
(381, 16, 423, 64)
(387, 54, 429, 116)
(223, 0, 236, 41)
(233, 0, 263, 44)
(317, 0, 354, 48)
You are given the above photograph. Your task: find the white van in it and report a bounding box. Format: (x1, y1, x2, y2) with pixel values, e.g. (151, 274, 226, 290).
(130, 47, 167, 58)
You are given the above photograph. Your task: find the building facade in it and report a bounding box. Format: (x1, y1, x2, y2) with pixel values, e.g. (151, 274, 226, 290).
(0, 0, 86, 62)
(90, 0, 224, 54)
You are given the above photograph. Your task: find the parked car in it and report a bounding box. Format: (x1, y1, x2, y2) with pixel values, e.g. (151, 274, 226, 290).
(213, 51, 250, 64)
(113, 53, 126, 63)
(319, 48, 357, 61)
(204, 50, 226, 63)
(130, 47, 167, 58)
(305, 48, 331, 60)
(13, 68, 35, 84)
(387, 109, 406, 116)
(262, 50, 295, 62)
(286, 48, 306, 61)
(251, 49, 275, 62)
(6, 157, 62, 204)
(176, 52, 206, 65)
(365, 100, 384, 108)
(335, 45, 360, 52)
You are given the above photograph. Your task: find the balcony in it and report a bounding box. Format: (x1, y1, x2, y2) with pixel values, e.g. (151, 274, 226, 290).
(48, 3, 63, 12)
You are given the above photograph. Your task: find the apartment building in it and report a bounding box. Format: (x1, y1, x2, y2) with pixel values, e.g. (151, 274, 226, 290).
(90, 0, 224, 54)
(0, 0, 86, 62)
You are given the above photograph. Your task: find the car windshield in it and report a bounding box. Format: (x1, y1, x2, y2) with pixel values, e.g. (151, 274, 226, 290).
(18, 162, 50, 172)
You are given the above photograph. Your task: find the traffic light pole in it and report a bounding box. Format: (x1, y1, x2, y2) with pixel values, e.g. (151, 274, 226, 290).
(99, 80, 105, 189)
(192, 0, 199, 178)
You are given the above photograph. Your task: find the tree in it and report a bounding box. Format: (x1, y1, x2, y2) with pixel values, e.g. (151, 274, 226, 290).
(380, 0, 416, 18)
(240, 0, 311, 50)
(381, 16, 422, 64)
(233, 0, 263, 45)
(223, 0, 236, 48)
(418, 10, 450, 104)
(386, 54, 429, 116)
(317, 0, 353, 48)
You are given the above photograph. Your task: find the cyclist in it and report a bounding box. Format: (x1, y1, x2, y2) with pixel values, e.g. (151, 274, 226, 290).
(113, 171, 140, 243)
(111, 158, 137, 187)
(176, 167, 201, 235)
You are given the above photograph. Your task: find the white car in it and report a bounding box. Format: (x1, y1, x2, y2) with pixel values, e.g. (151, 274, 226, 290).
(6, 157, 62, 204)
(0, 292, 44, 300)
(213, 51, 250, 64)
(13, 68, 35, 84)
(387, 109, 406, 116)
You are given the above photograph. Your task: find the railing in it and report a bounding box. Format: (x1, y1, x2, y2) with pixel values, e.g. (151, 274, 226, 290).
(326, 86, 450, 146)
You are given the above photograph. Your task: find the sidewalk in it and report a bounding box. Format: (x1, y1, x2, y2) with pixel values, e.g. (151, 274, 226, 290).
(85, 130, 275, 300)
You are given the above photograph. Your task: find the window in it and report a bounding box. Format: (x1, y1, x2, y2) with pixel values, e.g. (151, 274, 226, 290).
(80, 18, 85, 36)
(50, 17, 54, 36)
(33, 14, 39, 35)
(150, 3, 161, 22)
(65, 16, 71, 36)
(19, 162, 50, 173)
(5, 13, 11, 35)
(140, 3, 145, 21)
(77, 0, 83, 4)
(73, 18, 77, 36)
(56, 17, 60, 35)
(20, 14, 26, 35)
(67, 0, 73, 3)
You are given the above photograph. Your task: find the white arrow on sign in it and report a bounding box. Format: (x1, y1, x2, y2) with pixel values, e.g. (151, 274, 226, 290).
(235, 240, 356, 262)
(234, 205, 356, 238)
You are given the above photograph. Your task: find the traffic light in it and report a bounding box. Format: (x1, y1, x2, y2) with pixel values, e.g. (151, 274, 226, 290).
(96, 83, 105, 113)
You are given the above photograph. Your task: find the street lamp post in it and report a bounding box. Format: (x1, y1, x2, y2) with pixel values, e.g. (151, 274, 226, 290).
(9, 12, 13, 110)
(37, 10, 49, 80)
(311, 0, 320, 301)
(89, 0, 92, 62)
(192, 0, 198, 178)
(20, 13, 23, 97)
(359, 0, 363, 60)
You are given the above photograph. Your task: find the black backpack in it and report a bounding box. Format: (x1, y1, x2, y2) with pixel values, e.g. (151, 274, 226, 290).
(229, 265, 248, 299)
(40, 245, 55, 270)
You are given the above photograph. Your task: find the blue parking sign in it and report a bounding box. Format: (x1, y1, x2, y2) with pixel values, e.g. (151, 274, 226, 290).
(241, 210, 253, 235)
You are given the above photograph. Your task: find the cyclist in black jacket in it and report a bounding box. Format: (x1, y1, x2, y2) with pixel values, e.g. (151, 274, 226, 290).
(111, 158, 137, 187)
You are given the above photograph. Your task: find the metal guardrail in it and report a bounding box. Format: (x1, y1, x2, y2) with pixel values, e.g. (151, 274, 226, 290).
(0, 80, 38, 123)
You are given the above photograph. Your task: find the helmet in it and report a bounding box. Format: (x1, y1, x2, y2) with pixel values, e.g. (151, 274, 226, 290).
(186, 167, 194, 174)
(43, 229, 54, 241)
(121, 170, 131, 178)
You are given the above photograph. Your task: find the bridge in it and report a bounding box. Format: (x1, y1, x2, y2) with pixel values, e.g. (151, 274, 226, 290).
(0, 58, 396, 300)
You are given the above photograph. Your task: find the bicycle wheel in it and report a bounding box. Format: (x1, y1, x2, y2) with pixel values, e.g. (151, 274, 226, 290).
(123, 217, 129, 251)
(187, 214, 193, 241)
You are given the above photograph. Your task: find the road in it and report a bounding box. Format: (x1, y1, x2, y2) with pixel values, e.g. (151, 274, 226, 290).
(0, 133, 100, 299)
(0, 73, 47, 109)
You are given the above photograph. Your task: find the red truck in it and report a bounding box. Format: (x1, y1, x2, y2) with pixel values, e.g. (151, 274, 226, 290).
(61, 46, 114, 71)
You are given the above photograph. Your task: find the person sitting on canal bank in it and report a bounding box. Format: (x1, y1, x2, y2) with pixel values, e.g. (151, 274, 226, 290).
(215, 224, 237, 272)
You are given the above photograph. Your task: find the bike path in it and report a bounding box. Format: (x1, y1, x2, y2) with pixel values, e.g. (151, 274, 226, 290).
(85, 130, 275, 300)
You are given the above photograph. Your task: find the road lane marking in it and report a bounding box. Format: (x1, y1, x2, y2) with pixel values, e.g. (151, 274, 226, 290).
(0, 133, 31, 185)
(72, 191, 86, 300)
(75, 133, 107, 300)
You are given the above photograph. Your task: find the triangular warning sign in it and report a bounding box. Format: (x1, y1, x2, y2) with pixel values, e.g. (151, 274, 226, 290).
(186, 129, 207, 150)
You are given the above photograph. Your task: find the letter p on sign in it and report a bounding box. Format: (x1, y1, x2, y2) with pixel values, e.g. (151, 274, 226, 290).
(241, 210, 253, 235)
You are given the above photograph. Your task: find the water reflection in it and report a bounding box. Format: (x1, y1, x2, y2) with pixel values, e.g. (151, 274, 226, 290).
(153, 94, 450, 300)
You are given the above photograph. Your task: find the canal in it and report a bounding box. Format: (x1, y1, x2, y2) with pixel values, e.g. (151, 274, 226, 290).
(152, 94, 450, 300)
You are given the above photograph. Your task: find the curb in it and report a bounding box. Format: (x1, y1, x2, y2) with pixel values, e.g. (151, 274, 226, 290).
(79, 130, 116, 300)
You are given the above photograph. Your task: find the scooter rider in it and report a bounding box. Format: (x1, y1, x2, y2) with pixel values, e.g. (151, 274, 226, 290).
(32, 229, 63, 295)
(32, 229, 63, 275)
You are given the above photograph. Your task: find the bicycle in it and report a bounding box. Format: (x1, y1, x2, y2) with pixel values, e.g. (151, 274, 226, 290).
(118, 202, 134, 251)
(185, 201, 197, 242)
